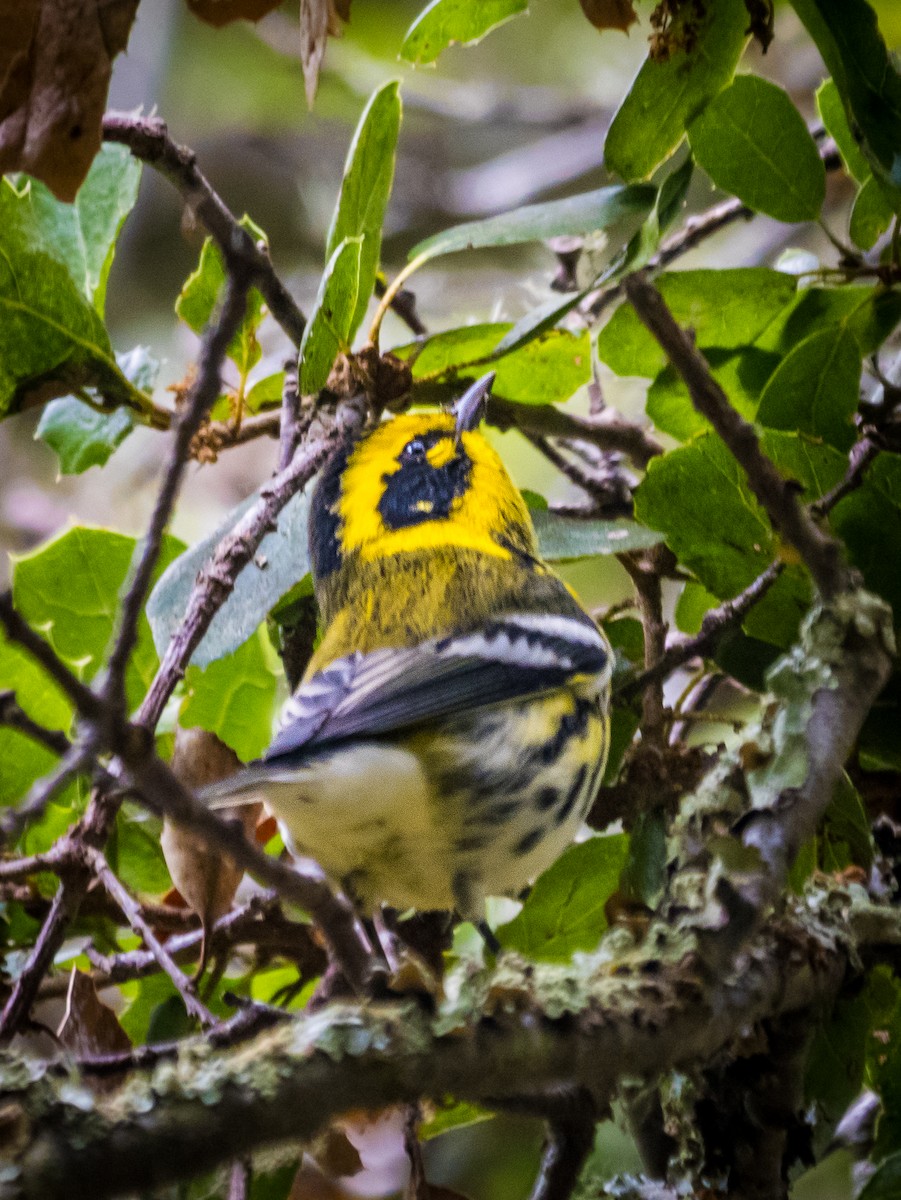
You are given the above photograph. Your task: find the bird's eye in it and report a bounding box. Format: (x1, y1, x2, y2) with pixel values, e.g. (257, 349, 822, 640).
(402, 437, 426, 461)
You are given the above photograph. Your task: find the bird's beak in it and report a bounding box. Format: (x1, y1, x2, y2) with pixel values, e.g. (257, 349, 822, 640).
(453, 372, 496, 445)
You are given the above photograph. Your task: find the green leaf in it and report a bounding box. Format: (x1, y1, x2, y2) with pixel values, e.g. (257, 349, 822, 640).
(831, 452, 901, 616)
(604, 0, 749, 182)
(401, 0, 527, 64)
(790, 0, 901, 201)
(687, 75, 825, 223)
(18, 143, 142, 314)
(35, 346, 159, 475)
(408, 185, 656, 263)
(420, 1099, 494, 1140)
(532, 510, 663, 560)
(181, 629, 279, 763)
(647, 346, 779, 442)
(325, 80, 402, 338)
(176, 218, 266, 379)
(109, 808, 173, 896)
(0, 179, 144, 419)
(35, 398, 134, 475)
(820, 773, 874, 873)
(298, 237, 363, 395)
(395, 322, 591, 406)
(850, 176, 896, 250)
(492, 159, 693, 360)
(496, 833, 630, 961)
(859, 1154, 901, 1200)
(816, 78, 871, 184)
(634, 431, 846, 647)
(147, 488, 313, 668)
(597, 268, 797, 378)
(755, 325, 862, 450)
(245, 371, 285, 413)
(0, 634, 73, 807)
(756, 284, 901, 359)
(12, 526, 183, 711)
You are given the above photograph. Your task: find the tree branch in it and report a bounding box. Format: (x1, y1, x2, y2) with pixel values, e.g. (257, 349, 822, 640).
(622, 272, 851, 599)
(87, 848, 218, 1030)
(103, 272, 253, 713)
(102, 113, 306, 346)
(0, 692, 70, 757)
(1, 885, 887, 1200)
(487, 396, 662, 470)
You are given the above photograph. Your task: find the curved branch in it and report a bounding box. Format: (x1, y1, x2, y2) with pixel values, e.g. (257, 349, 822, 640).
(1, 888, 884, 1200)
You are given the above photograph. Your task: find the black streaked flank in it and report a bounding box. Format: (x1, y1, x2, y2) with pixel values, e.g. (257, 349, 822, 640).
(378, 433, 471, 531)
(514, 826, 548, 856)
(539, 696, 595, 766)
(535, 786, 559, 811)
(555, 763, 588, 826)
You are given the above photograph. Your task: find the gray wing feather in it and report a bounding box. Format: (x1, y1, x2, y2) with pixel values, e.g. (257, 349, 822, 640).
(264, 614, 609, 765)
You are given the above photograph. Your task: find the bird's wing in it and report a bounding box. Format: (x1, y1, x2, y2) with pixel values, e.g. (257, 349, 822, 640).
(265, 613, 610, 763)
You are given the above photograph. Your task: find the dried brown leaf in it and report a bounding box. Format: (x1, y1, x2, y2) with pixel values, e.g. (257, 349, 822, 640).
(57, 970, 131, 1058)
(299, 0, 350, 108)
(578, 0, 638, 33)
(0, 0, 138, 201)
(185, 0, 284, 27)
(164, 728, 261, 971)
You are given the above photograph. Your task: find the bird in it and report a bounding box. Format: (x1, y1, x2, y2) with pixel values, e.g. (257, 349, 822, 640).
(201, 373, 612, 938)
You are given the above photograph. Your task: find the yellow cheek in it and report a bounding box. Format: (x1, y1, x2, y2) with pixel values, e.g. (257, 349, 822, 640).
(426, 439, 456, 469)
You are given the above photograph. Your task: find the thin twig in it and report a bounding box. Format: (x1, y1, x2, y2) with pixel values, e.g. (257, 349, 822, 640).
(623, 272, 851, 599)
(102, 113, 306, 346)
(404, 1105, 428, 1200)
(0, 691, 70, 756)
(104, 271, 253, 713)
(620, 549, 668, 745)
(88, 848, 218, 1029)
(488, 395, 662, 470)
(137, 417, 351, 731)
(375, 277, 428, 338)
(0, 743, 95, 845)
(0, 597, 106, 724)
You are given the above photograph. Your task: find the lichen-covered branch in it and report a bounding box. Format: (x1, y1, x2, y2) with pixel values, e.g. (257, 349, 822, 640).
(1, 884, 890, 1200)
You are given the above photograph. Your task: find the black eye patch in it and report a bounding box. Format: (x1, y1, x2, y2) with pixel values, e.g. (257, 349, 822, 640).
(379, 434, 471, 530)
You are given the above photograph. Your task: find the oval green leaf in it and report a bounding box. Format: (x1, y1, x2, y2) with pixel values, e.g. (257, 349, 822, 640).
(688, 75, 825, 223)
(401, 0, 528, 64)
(325, 80, 402, 339)
(408, 184, 656, 263)
(604, 0, 749, 182)
(299, 236, 363, 395)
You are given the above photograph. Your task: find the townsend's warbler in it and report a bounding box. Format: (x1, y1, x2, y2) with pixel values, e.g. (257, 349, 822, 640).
(203, 375, 612, 925)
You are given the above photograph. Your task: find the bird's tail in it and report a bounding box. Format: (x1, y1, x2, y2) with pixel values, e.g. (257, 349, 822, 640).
(197, 766, 273, 809)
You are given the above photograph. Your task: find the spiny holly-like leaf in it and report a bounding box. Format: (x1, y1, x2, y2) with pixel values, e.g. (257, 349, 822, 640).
(15, 143, 142, 314)
(688, 75, 825, 223)
(298, 237, 363, 395)
(12, 526, 183, 712)
(176, 217, 267, 378)
(0, 634, 73, 807)
(401, 0, 528, 64)
(147, 489, 313, 668)
(35, 346, 159, 475)
(395, 322, 591, 406)
(325, 81, 402, 338)
(409, 185, 656, 263)
(496, 833, 630, 961)
(604, 0, 749, 182)
(0, 179, 144, 419)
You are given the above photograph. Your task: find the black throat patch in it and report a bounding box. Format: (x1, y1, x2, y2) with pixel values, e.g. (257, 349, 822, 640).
(378, 433, 472, 530)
